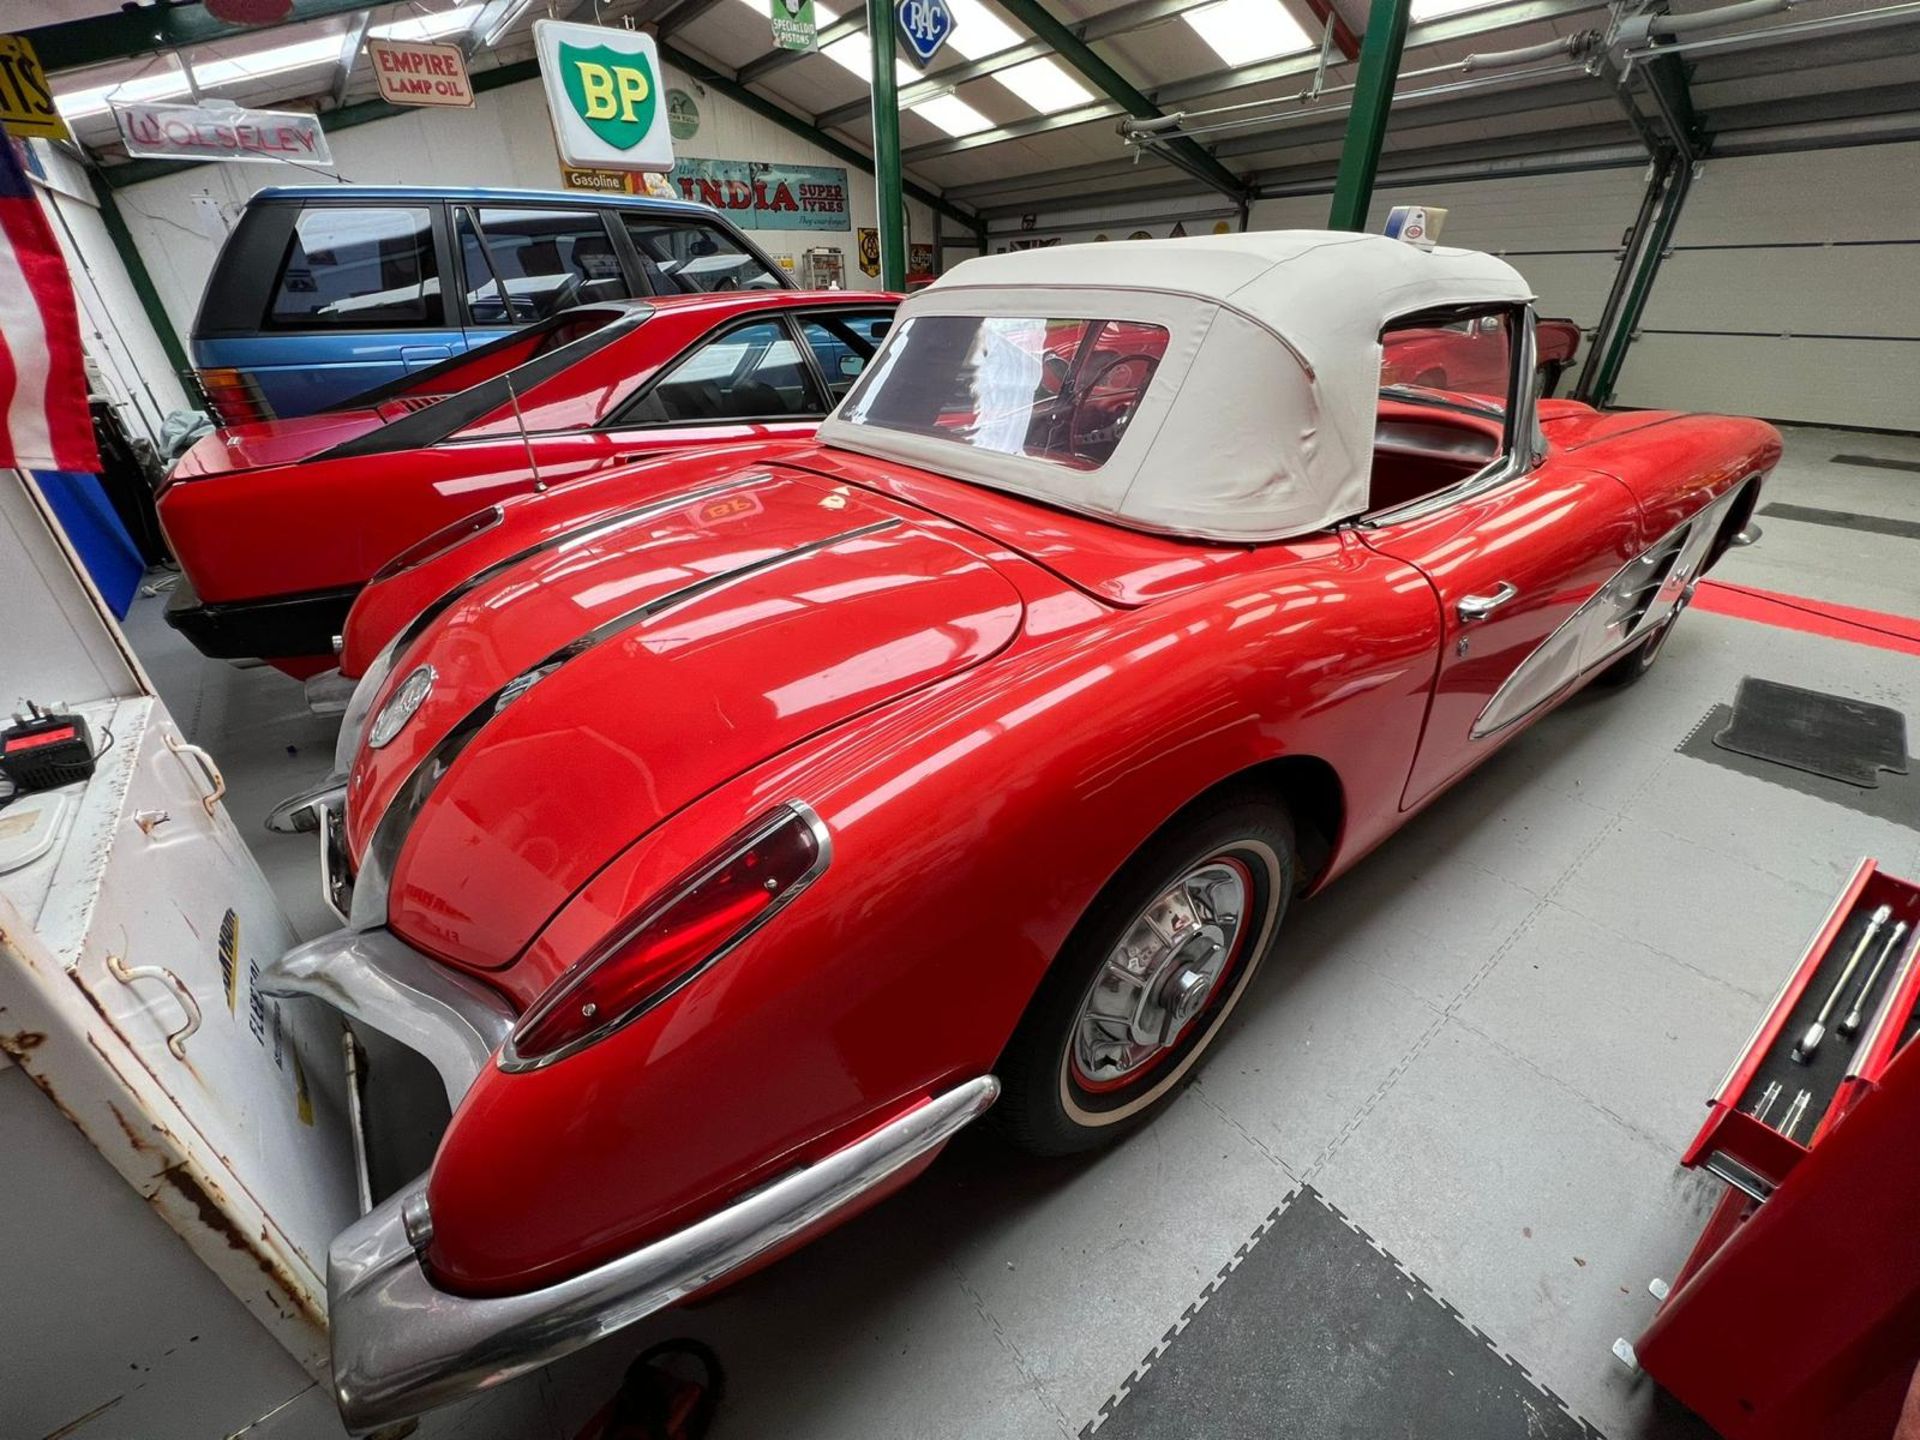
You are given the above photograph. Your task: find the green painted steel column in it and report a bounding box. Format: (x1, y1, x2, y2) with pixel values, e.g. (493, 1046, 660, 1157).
(866, 0, 908, 291)
(89, 171, 191, 380)
(1326, 0, 1412, 232)
(1586, 154, 1692, 406)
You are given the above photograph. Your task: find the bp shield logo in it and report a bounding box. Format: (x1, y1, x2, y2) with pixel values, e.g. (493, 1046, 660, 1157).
(536, 20, 675, 171)
(560, 42, 656, 149)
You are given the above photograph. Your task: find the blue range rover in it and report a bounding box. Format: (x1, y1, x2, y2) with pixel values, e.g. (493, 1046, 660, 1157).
(190, 185, 791, 423)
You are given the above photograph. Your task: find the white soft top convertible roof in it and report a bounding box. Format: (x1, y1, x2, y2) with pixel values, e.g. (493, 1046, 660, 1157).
(817, 230, 1534, 542)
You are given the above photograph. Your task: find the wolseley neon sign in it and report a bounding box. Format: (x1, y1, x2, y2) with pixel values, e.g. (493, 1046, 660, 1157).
(115, 99, 333, 166)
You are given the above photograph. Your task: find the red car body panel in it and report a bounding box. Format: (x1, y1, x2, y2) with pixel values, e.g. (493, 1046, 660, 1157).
(159, 290, 898, 675)
(328, 386, 1780, 1295)
(290, 243, 1782, 1318)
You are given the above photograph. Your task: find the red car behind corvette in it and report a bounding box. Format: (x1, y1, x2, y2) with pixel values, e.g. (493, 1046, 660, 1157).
(158, 289, 898, 677)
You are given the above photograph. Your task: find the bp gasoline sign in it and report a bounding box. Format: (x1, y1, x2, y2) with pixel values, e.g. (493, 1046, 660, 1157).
(534, 20, 675, 172)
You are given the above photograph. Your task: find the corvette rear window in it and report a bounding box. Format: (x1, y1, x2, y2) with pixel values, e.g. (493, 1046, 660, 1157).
(841, 315, 1169, 471)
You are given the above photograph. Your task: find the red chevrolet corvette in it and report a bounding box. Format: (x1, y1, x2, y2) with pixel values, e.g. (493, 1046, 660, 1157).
(158, 289, 897, 676)
(262, 233, 1775, 1430)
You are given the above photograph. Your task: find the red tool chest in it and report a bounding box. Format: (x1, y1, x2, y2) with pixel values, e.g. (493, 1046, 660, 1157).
(1637, 858, 1920, 1438)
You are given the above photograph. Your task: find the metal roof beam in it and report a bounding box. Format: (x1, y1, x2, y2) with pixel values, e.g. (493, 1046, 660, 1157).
(331, 9, 372, 109)
(902, 97, 1125, 160)
(963, 0, 1248, 198)
(1152, 0, 1608, 106)
(945, 69, 1619, 205)
(808, 0, 1223, 126)
(736, 13, 868, 84)
(25, 0, 383, 74)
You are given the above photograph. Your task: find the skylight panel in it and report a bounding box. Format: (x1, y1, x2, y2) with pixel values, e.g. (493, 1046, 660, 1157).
(1182, 0, 1312, 68)
(993, 56, 1091, 113)
(57, 6, 479, 120)
(942, 0, 1023, 59)
(912, 93, 994, 136)
(820, 31, 917, 84)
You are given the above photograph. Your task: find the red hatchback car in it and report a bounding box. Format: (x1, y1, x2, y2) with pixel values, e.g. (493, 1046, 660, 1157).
(158, 290, 898, 676)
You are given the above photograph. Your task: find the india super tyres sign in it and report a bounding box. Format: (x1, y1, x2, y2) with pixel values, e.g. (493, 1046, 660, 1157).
(670, 158, 851, 232)
(534, 19, 674, 172)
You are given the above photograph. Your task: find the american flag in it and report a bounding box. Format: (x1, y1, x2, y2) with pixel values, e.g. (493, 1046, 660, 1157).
(0, 136, 98, 473)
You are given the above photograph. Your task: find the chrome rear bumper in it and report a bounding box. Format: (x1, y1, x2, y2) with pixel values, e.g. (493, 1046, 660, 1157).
(328, 1075, 999, 1433)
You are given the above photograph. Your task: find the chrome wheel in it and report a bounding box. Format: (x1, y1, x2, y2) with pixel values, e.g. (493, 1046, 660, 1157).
(1069, 858, 1251, 1091)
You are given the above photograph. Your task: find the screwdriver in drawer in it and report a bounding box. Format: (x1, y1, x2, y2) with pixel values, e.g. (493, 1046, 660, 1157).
(1793, 905, 1891, 1064)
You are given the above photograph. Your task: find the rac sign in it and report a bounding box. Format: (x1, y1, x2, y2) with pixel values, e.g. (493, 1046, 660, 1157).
(535, 20, 675, 172)
(895, 0, 955, 67)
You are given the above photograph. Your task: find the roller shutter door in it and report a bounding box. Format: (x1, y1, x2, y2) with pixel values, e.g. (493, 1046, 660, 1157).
(1615, 142, 1920, 429)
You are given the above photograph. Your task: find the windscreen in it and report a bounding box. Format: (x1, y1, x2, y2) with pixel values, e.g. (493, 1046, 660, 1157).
(840, 314, 1170, 472)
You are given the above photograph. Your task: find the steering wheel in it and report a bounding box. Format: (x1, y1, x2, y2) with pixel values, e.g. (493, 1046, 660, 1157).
(1067, 354, 1158, 457)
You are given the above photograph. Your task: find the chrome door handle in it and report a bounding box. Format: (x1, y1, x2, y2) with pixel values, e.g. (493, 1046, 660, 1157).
(1457, 582, 1519, 623)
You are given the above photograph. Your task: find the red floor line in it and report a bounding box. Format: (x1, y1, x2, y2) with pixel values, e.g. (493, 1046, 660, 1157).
(1692, 580, 1920, 659)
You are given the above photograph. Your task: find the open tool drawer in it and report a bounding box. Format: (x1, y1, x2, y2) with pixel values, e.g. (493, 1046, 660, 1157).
(1635, 859, 1920, 1440)
(1683, 858, 1920, 1200)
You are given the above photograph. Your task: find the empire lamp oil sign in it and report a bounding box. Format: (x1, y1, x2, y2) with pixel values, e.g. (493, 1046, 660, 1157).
(534, 19, 675, 172)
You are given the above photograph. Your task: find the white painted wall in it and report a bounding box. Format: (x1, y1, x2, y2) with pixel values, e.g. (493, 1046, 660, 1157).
(112, 68, 933, 343)
(28, 141, 189, 449)
(1616, 141, 1920, 430)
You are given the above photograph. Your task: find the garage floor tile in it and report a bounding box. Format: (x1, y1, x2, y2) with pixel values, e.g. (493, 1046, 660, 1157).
(1553, 821, 1836, 1001)
(1197, 937, 1444, 1172)
(1286, 839, 1544, 1010)
(1313, 1021, 1727, 1440)
(1452, 901, 1760, 1154)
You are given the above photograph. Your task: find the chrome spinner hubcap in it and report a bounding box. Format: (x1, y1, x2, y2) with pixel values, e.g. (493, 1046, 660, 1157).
(1071, 861, 1249, 1087)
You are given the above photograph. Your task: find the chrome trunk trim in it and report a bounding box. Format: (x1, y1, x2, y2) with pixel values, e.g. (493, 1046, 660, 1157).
(383, 474, 773, 673)
(328, 1075, 1000, 1433)
(347, 519, 901, 933)
(259, 927, 515, 1108)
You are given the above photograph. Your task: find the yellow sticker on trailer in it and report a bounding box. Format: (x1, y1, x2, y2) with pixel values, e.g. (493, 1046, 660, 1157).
(0, 36, 69, 142)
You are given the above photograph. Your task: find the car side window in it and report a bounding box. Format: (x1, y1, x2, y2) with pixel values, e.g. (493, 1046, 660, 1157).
(267, 205, 443, 329)
(800, 312, 892, 401)
(616, 320, 827, 426)
(1368, 308, 1519, 516)
(619, 217, 784, 294)
(466, 207, 630, 323)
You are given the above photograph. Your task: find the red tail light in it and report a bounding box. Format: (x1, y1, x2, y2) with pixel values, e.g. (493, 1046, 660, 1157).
(501, 803, 830, 1071)
(195, 367, 274, 426)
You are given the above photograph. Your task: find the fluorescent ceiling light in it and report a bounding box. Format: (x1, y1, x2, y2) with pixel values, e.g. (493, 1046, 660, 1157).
(55, 5, 476, 120)
(911, 93, 993, 135)
(1182, 0, 1311, 67)
(942, 0, 1022, 59)
(992, 56, 1090, 113)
